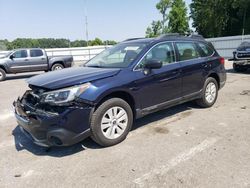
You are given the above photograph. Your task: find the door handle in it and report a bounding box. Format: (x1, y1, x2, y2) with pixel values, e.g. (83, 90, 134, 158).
(24, 59, 29, 61)
(41, 58, 45, 60)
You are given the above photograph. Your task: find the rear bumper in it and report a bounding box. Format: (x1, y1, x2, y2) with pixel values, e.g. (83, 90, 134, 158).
(233, 60, 250, 66)
(14, 99, 92, 147)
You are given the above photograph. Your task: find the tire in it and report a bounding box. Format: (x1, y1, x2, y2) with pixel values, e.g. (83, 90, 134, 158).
(51, 63, 64, 71)
(196, 77, 218, 108)
(90, 98, 133, 147)
(0, 68, 6, 82)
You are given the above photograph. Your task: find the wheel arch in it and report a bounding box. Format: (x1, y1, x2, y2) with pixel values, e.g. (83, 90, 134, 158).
(52, 61, 65, 67)
(0, 65, 7, 73)
(95, 90, 136, 118)
(207, 72, 220, 89)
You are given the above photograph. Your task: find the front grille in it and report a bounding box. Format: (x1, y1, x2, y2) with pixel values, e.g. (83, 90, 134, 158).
(25, 91, 40, 107)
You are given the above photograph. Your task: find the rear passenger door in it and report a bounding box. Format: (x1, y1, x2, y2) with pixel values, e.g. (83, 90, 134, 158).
(175, 42, 205, 97)
(29, 49, 48, 71)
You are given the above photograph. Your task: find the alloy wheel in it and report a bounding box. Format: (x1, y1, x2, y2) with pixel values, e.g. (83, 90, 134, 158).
(205, 82, 217, 103)
(101, 106, 128, 139)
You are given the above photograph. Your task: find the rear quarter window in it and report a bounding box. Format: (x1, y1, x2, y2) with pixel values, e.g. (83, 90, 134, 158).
(197, 42, 214, 57)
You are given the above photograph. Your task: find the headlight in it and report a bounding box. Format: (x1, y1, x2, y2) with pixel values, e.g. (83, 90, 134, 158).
(41, 83, 90, 104)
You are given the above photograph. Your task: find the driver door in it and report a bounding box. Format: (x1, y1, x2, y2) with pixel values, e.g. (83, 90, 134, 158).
(9, 50, 29, 73)
(133, 42, 182, 110)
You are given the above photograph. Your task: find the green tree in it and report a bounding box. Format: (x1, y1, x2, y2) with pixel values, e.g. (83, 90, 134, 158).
(222, 0, 250, 36)
(89, 38, 103, 46)
(103, 40, 117, 45)
(0, 40, 9, 50)
(70, 40, 87, 47)
(190, 0, 250, 37)
(190, 0, 229, 38)
(146, 20, 162, 38)
(168, 0, 189, 34)
(1, 37, 110, 50)
(156, 0, 172, 33)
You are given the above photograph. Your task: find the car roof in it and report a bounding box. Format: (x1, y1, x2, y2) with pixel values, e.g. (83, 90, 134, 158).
(13, 48, 43, 51)
(122, 34, 207, 45)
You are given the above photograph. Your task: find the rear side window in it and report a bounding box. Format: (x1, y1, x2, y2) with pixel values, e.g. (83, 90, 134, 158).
(30, 49, 43, 57)
(176, 42, 200, 61)
(197, 42, 214, 57)
(13, 50, 28, 58)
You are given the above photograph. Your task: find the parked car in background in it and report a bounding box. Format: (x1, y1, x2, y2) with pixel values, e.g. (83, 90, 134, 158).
(0, 48, 73, 81)
(232, 42, 250, 72)
(14, 34, 226, 148)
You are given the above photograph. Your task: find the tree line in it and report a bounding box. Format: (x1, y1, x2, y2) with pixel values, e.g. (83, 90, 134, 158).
(146, 0, 250, 38)
(0, 38, 117, 50)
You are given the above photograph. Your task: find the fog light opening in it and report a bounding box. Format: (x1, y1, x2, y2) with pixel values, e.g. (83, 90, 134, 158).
(50, 136, 63, 146)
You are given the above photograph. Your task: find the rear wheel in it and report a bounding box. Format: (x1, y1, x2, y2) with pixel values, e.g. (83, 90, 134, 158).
(196, 77, 218, 108)
(51, 63, 64, 71)
(90, 98, 133, 147)
(0, 68, 6, 81)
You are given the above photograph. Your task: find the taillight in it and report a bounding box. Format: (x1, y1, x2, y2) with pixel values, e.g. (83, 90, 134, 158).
(219, 57, 225, 65)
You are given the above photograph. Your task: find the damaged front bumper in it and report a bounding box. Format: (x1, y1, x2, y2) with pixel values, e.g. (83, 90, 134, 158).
(13, 91, 94, 147)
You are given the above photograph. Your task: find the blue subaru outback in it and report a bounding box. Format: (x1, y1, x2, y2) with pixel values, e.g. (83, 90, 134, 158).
(14, 34, 226, 147)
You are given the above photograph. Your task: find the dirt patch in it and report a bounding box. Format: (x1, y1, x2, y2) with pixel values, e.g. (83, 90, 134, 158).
(179, 111, 192, 119)
(240, 90, 250, 96)
(153, 127, 169, 134)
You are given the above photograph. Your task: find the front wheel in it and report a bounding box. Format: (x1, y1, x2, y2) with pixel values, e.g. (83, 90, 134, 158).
(0, 68, 6, 82)
(196, 77, 218, 108)
(51, 63, 64, 71)
(90, 98, 133, 147)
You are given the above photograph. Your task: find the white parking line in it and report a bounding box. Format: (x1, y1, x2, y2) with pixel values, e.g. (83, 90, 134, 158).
(133, 137, 219, 187)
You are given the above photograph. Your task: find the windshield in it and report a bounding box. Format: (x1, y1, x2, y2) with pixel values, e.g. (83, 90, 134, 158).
(86, 42, 146, 68)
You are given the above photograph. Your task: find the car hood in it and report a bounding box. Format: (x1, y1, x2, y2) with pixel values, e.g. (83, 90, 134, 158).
(27, 67, 120, 90)
(0, 57, 7, 62)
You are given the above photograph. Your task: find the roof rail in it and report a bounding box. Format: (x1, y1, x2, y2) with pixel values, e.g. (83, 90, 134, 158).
(157, 33, 181, 39)
(123, 38, 145, 42)
(189, 34, 204, 40)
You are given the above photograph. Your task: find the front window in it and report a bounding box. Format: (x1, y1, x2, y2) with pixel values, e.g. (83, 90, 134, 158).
(86, 42, 146, 68)
(136, 42, 175, 69)
(13, 50, 28, 58)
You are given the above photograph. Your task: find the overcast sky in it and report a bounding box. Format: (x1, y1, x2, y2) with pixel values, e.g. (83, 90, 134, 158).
(0, 0, 192, 41)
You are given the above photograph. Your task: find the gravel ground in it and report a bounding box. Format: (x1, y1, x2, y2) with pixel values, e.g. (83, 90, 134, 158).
(0, 61, 250, 188)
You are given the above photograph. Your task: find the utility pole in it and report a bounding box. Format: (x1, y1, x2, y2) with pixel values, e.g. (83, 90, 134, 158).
(242, 6, 247, 41)
(85, 15, 89, 46)
(84, 0, 89, 46)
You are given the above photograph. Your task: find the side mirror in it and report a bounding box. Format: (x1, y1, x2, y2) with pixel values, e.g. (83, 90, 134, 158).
(10, 55, 14, 59)
(144, 60, 163, 69)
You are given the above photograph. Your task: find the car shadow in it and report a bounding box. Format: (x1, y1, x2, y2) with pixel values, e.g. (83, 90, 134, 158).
(132, 102, 196, 131)
(12, 102, 199, 157)
(6, 73, 40, 81)
(12, 126, 101, 157)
